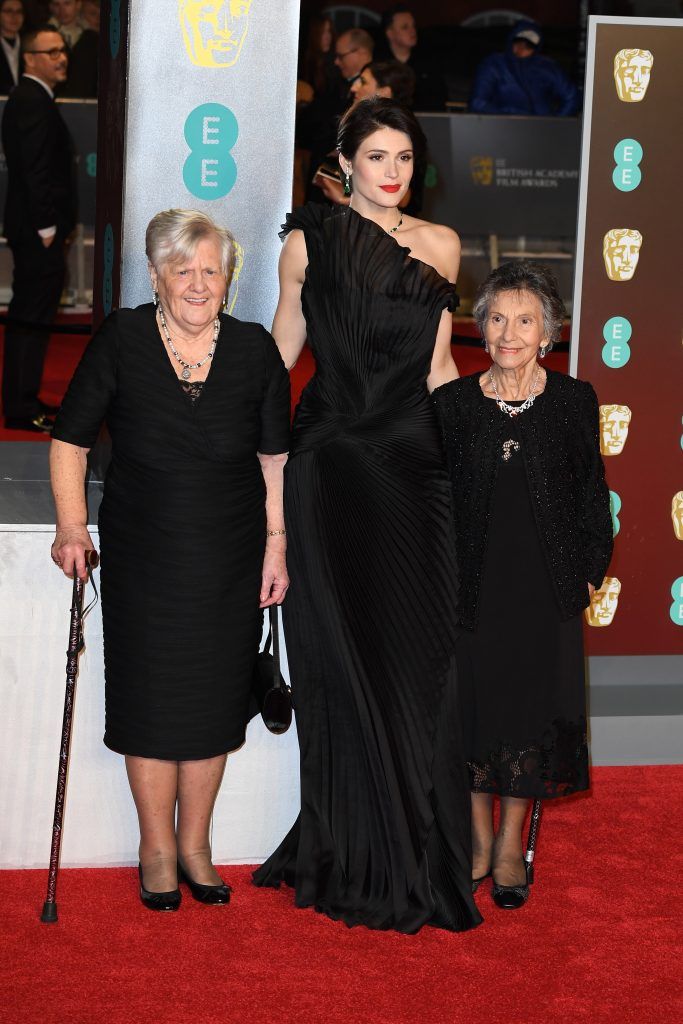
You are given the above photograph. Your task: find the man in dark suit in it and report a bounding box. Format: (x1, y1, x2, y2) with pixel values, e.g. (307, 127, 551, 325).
(2, 25, 76, 431)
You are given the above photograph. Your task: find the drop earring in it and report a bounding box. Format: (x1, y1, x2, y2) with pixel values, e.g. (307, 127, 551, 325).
(343, 170, 352, 197)
(539, 345, 547, 359)
(153, 289, 159, 307)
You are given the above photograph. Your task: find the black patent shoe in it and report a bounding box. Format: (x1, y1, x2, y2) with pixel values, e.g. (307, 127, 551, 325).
(471, 868, 492, 894)
(492, 861, 532, 910)
(138, 863, 181, 912)
(178, 861, 232, 905)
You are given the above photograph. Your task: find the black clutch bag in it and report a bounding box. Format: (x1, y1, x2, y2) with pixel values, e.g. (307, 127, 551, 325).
(251, 606, 293, 735)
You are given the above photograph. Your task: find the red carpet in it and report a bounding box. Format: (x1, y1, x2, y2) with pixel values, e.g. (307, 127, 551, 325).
(0, 322, 569, 441)
(1, 766, 681, 1024)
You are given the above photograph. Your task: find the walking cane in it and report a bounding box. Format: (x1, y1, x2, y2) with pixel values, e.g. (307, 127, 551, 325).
(524, 798, 543, 884)
(40, 550, 99, 924)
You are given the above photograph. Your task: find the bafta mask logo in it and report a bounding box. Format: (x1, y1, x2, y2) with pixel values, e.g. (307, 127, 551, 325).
(672, 491, 683, 541)
(470, 156, 493, 186)
(614, 49, 653, 103)
(585, 577, 622, 627)
(599, 404, 632, 456)
(179, 0, 253, 68)
(603, 229, 642, 282)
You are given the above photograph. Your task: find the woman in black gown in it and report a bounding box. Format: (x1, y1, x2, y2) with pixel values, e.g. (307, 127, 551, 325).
(50, 209, 290, 910)
(433, 261, 613, 909)
(253, 99, 482, 933)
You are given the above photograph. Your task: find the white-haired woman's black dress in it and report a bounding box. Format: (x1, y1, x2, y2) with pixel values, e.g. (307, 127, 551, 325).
(252, 205, 482, 934)
(52, 305, 291, 759)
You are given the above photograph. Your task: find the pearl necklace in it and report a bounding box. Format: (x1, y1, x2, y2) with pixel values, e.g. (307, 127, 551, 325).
(158, 304, 220, 381)
(489, 365, 541, 418)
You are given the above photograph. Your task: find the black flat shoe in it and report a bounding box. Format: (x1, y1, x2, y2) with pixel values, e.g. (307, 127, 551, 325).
(178, 862, 232, 905)
(4, 413, 54, 433)
(492, 861, 532, 910)
(138, 863, 181, 912)
(471, 868, 492, 894)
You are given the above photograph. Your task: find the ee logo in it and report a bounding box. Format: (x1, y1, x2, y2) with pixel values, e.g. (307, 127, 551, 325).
(183, 104, 238, 200)
(612, 138, 643, 192)
(609, 490, 621, 537)
(670, 577, 683, 626)
(601, 316, 631, 368)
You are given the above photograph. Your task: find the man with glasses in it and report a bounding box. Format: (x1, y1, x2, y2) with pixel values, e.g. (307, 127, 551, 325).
(333, 28, 374, 87)
(1, 25, 76, 431)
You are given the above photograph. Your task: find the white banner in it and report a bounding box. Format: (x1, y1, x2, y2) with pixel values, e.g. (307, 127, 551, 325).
(121, 1, 300, 325)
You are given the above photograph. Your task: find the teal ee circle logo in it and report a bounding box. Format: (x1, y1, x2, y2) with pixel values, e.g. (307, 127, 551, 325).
(670, 577, 683, 626)
(601, 316, 632, 368)
(110, 0, 121, 59)
(183, 104, 238, 200)
(609, 490, 621, 537)
(102, 223, 114, 317)
(86, 152, 96, 177)
(612, 138, 643, 192)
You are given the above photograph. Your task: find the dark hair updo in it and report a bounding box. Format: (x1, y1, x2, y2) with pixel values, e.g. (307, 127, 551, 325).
(337, 97, 426, 164)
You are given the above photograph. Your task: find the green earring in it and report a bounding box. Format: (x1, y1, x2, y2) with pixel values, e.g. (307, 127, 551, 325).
(343, 171, 351, 197)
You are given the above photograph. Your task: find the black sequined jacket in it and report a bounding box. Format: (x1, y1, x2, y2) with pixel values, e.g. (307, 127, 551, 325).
(433, 369, 614, 629)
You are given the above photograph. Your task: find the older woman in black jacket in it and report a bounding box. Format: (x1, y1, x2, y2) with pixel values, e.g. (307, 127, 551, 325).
(434, 260, 613, 910)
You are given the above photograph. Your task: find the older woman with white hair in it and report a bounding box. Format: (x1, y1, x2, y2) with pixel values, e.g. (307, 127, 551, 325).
(50, 209, 290, 911)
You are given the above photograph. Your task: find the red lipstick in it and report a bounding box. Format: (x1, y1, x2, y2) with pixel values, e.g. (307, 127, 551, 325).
(380, 184, 401, 193)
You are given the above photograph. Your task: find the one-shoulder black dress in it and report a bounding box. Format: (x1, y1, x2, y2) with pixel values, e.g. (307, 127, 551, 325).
(253, 205, 482, 934)
(52, 305, 291, 760)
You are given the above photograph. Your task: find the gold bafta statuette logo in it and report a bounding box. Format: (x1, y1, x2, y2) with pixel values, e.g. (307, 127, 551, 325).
(470, 156, 493, 186)
(585, 577, 622, 627)
(179, 0, 253, 68)
(603, 229, 642, 282)
(672, 491, 683, 541)
(599, 404, 632, 457)
(614, 49, 654, 103)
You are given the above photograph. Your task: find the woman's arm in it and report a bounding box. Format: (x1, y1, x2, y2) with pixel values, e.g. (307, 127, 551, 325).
(258, 452, 289, 607)
(427, 309, 459, 392)
(49, 439, 96, 580)
(426, 225, 461, 392)
(271, 230, 308, 370)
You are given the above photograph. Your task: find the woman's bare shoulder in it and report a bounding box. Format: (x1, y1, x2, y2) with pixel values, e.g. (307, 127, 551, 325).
(402, 218, 461, 280)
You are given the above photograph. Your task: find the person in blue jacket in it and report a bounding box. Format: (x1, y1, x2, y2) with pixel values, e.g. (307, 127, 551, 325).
(469, 21, 578, 116)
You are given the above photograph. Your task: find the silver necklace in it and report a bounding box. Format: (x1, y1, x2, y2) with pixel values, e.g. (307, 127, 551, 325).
(388, 213, 403, 235)
(489, 365, 541, 418)
(158, 304, 219, 381)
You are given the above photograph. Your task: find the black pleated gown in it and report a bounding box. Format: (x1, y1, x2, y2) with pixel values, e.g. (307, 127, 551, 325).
(253, 205, 482, 933)
(52, 305, 291, 760)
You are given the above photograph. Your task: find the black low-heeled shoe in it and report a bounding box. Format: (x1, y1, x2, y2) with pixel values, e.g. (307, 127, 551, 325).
(138, 864, 181, 912)
(471, 868, 492, 894)
(492, 861, 532, 910)
(178, 862, 232, 905)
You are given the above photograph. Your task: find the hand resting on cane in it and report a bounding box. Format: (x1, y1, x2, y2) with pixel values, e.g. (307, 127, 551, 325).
(49, 439, 98, 580)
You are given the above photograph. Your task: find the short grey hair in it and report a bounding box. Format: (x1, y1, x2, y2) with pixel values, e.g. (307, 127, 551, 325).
(145, 209, 237, 283)
(472, 259, 565, 351)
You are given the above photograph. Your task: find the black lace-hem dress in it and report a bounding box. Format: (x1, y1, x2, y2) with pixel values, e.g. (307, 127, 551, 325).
(456, 399, 589, 799)
(252, 204, 482, 934)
